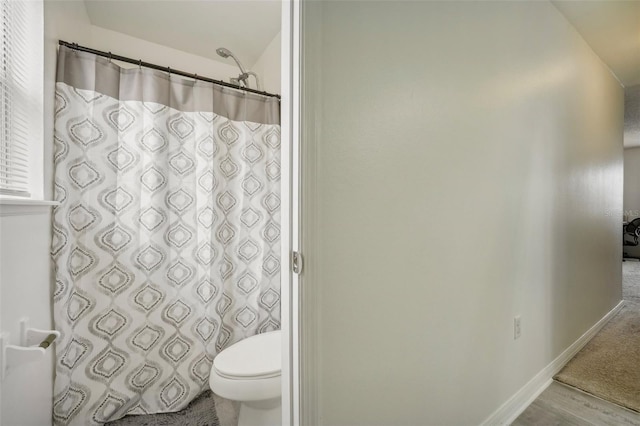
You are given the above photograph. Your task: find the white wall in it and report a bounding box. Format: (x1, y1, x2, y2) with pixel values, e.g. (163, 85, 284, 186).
(251, 32, 281, 94)
(0, 1, 280, 424)
(0, 211, 57, 426)
(88, 26, 241, 82)
(0, 2, 91, 424)
(301, 1, 623, 425)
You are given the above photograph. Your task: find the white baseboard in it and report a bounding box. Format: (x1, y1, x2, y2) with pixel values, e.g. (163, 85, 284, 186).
(480, 300, 626, 426)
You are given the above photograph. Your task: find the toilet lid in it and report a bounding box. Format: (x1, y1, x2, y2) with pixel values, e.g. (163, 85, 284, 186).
(214, 330, 281, 379)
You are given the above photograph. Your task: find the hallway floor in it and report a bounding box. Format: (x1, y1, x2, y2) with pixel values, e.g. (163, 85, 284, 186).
(513, 381, 640, 426)
(512, 262, 640, 425)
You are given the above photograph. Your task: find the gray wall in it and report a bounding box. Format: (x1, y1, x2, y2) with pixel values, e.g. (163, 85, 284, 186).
(623, 147, 640, 257)
(625, 85, 640, 148)
(624, 147, 640, 220)
(301, 1, 623, 425)
(624, 85, 640, 223)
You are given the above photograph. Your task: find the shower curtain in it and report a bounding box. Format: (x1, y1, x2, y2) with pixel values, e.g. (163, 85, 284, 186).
(51, 46, 281, 425)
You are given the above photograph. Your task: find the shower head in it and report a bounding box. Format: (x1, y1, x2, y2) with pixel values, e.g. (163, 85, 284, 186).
(216, 47, 232, 58)
(216, 47, 247, 76)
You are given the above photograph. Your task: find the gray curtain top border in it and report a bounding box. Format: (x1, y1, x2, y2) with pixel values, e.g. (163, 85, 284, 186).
(56, 45, 280, 125)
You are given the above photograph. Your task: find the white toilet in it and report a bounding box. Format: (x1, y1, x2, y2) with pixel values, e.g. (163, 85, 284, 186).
(209, 330, 281, 426)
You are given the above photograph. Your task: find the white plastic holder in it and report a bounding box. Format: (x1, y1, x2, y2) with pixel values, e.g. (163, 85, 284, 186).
(0, 318, 60, 381)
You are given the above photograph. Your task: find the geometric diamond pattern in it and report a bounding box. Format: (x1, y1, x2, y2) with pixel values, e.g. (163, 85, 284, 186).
(260, 288, 280, 310)
(195, 242, 216, 265)
(235, 307, 257, 328)
(263, 192, 280, 213)
(168, 116, 195, 140)
(128, 363, 161, 390)
(263, 127, 280, 149)
(60, 338, 90, 370)
(166, 224, 193, 248)
(107, 106, 135, 132)
(89, 348, 127, 380)
(266, 160, 280, 180)
(66, 292, 93, 323)
(169, 152, 195, 175)
(98, 264, 134, 294)
(166, 261, 193, 287)
(218, 122, 239, 145)
(238, 240, 260, 261)
(216, 222, 236, 244)
(262, 254, 280, 277)
(237, 272, 258, 294)
(68, 246, 95, 277)
(242, 174, 262, 196)
(164, 300, 192, 325)
(91, 392, 127, 424)
(263, 222, 280, 243)
(135, 245, 165, 272)
(141, 128, 168, 153)
(195, 318, 216, 342)
(107, 146, 136, 172)
(68, 204, 98, 232)
(219, 157, 239, 179)
(217, 191, 237, 212)
(159, 376, 187, 409)
(140, 166, 166, 191)
(197, 207, 216, 229)
(69, 118, 103, 146)
(139, 207, 166, 231)
(197, 135, 217, 157)
(101, 187, 134, 213)
(130, 326, 163, 351)
(162, 336, 191, 364)
(98, 226, 132, 252)
(133, 285, 164, 312)
(196, 279, 217, 303)
(53, 385, 88, 424)
(240, 208, 261, 228)
(52, 77, 281, 423)
(167, 189, 194, 213)
(191, 355, 213, 383)
(197, 171, 215, 192)
(69, 162, 100, 189)
(93, 309, 128, 337)
(242, 143, 263, 164)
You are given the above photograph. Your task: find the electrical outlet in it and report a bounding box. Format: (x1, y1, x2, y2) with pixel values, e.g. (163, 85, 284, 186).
(514, 316, 522, 340)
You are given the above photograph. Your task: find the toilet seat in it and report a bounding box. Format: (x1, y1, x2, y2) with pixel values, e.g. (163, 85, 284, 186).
(213, 331, 281, 380)
(210, 330, 282, 402)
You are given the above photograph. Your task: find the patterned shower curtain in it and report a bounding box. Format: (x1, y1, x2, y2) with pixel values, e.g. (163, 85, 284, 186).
(51, 46, 281, 425)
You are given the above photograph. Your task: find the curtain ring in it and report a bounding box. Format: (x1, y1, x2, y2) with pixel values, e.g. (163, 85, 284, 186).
(168, 67, 171, 75)
(138, 59, 142, 69)
(108, 52, 112, 63)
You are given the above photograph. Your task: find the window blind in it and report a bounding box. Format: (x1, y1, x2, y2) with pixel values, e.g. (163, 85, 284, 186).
(0, 0, 31, 197)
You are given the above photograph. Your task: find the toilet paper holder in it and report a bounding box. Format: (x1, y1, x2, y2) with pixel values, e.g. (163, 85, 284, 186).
(0, 318, 60, 381)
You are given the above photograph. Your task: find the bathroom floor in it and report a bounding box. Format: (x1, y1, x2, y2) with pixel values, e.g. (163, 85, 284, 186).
(106, 392, 239, 426)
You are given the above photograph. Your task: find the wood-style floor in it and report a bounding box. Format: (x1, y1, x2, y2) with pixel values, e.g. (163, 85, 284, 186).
(512, 381, 640, 426)
(514, 262, 640, 426)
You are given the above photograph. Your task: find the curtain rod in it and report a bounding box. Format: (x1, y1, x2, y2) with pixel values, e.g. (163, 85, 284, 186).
(58, 40, 281, 100)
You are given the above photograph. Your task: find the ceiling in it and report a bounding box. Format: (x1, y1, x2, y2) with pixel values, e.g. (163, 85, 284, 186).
(83, 0, 281, 68)
(552, 0, 640, 148)
(552, 0, 640, 87)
